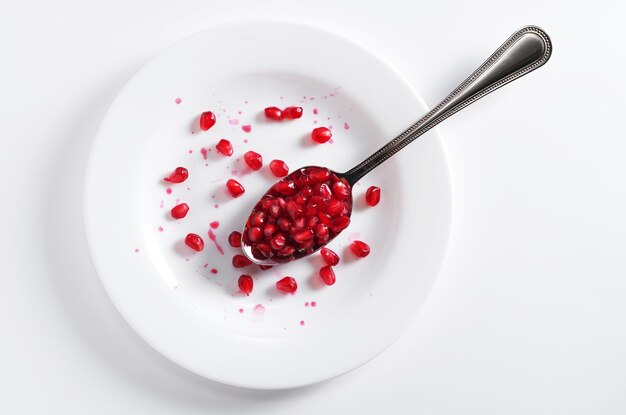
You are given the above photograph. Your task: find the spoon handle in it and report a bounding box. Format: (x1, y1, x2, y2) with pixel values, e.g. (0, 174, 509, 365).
(343, 25, 552, 185)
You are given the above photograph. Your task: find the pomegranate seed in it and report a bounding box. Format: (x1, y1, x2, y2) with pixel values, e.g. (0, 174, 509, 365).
(277, 245, 295, 257)
(317, 212, 332, 225)
(270, 234, 286, 250)
(269, 203, 282, 218)
(333, 181, 350, 200)
(185, 233, 204, 251)
(216, 139, 234, 156)
(311, 127, 332, 144)
(330, 216, 351, 233)
(314, 223, 329, 239)
(277, 217, 291, 231)
(292, 229, 313, 243)
(306, 215, 318, 228)
(199, 111, 216, 131)
(274, 180, 296, 195)
(269, 159, 289, 177)
(365, 186, 381, 206)
(320, 247, 340, 266)
(170, 203, 189, 219)
(228, 231, 242, 248)
(238, 274, 253, 296)
(309, 167, 330, 183)
(350, 240, 370, 258)
(317, 183, 332, 198)
(244, 151, 263, 170)
(263, 223, 277, 237)
(286, 200, 302, 220)
(325, 199, 344, 217)
(293, 217, 305, 229)
(251, 211, 266, 227)
(264, 106, 284, 120)
(255, 242, 271, 257)
(247, 227, 262, 242)
(276, 276, 297, 293)
(283, 106, 303, 119)
(164, 167, 188, 183)
(226, 179, 245, 198)
(232, 254, 253, 268)
(319, 266, 336, 286)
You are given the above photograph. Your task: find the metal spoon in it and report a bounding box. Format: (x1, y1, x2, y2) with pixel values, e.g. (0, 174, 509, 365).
(242, 25, 552, 265)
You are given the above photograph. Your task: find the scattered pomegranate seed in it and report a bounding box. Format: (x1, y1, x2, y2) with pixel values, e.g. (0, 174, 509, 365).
(320, 247, 340, 266)
(283, 106, 303, 119)
(226, 179, 245, 198)
(238, 274, 253, 296)
(350, 240, 370, 258)
(199, 111, 216, 131)
(243, 151, 263, 170)
(185, 233, 204, 251)
(216, 139, 234, 156)
(269, 159, 289, 177)
(232, 254, 253, 268)
(319, 266, 336, 286)
(170, 203, 189, 219)
(264, 106, 284, 120)
(228, 231, 242, 248)
(276, 276, 297, 293)
(242, 167, 352, 262)
(311, 127, 332, 144)
(365, 186, 381, 206)
(164, 167, 188, 183)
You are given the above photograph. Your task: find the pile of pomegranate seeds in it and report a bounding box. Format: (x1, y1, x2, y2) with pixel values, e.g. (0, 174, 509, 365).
(319, 266, 336, 286)
(350, 240, 370, 258)
(264, 106, 303, 121)
(365, 186, 381, 206)
(276, 276, 298, 293)
(311, 127, 332, 144)
(164, 167, 188, 183)
(228, 231, 242, 248)
(320, 247, 340, 266)
(232, 254, 253, 268)
(242, 166, 352, 262)
(238, 274, 253, 296)
(170, 203, 189, 219)
(215, 139, 233, 156)
(199, 111, 216, 131)
(243, 151, 263, 170)
(269, 159, 289, 177)
(185, 233, 204, 251)
(226, 179, 245, 198)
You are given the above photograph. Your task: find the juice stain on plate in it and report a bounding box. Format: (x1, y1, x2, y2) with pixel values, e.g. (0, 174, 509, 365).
(208, 229, 224, 255)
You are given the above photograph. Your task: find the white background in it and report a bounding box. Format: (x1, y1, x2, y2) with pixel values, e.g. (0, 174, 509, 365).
(1, 0, 625, 413)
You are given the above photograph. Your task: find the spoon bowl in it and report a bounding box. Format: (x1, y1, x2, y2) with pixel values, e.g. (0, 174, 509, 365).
(242, 166, 353, 265)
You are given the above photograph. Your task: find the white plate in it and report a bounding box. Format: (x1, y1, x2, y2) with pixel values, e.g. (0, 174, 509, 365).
(85, 21, 452, 389)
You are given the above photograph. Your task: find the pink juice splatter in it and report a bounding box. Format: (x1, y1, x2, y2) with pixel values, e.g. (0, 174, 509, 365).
(229, 118, 240, 125)
(175, 97, 182, 104)
(158, 226, 164, 232)
(211, 268, 218, 274)
(239, 308, 244, 313)
(344, 122, 350, 130)
(313, 108, 318, 115)
(311, 301, 317, 307)
(165, 188, 172, 195)
(200, 147, 208, 160)
(300, 320, 305, 326)
(253, 304, 265, 314)
(208, 229, 224, 255)
(241, 125, 251, 133)
(134, 248, 139, 253)
(210, 221, 219, 229)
